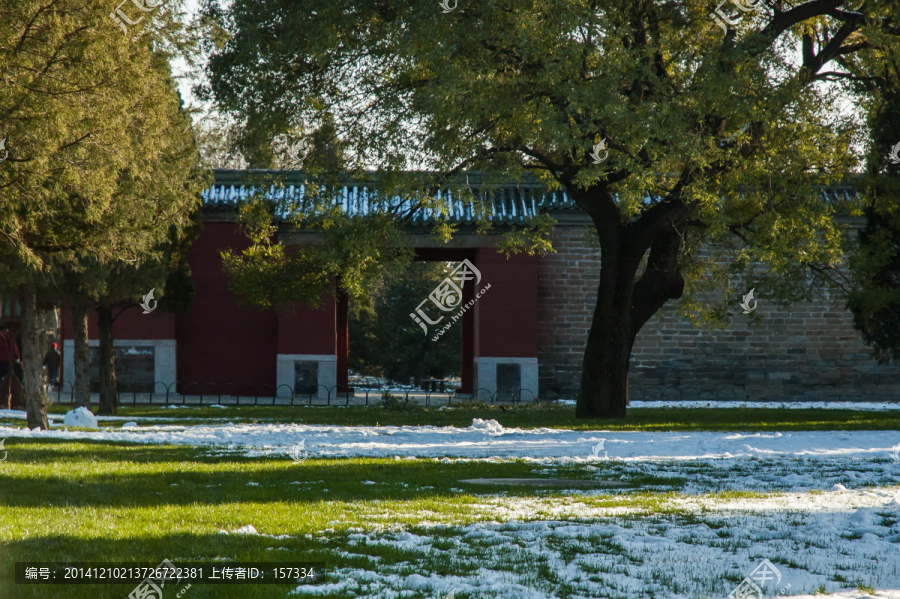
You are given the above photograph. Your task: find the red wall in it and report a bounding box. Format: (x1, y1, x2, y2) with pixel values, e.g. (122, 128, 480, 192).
(277, 300, 336, 355)
(175, 222, 279, 391)
(474, 249, 538, 358)
(61, 308, 176, 340)
(58, 226, 539, 393)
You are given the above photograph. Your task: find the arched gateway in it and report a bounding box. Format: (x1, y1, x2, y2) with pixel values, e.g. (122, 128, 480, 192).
(58, 171, 900, 403)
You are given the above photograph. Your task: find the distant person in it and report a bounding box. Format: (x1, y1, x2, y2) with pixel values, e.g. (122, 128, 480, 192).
(43, 343, 60, 386)
(13, 332, 24, 380)
(0, 324, 20, 380)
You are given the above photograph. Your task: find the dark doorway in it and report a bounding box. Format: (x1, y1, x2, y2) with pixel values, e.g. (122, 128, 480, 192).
(349, 260, 464, 389)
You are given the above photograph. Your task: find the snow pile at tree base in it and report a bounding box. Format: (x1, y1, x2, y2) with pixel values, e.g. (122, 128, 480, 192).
(62, 407, 98, 428)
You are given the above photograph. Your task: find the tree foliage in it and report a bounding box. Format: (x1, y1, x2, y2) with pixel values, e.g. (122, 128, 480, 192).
(845, 47, 900, 363)
(0, 0, 208, 426)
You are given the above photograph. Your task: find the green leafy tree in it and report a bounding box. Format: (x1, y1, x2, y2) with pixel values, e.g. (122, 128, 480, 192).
(203, 0, 900, 418)
(0, 0, 208, 427)
(845, 48, 900, 363)
(350, 262, 462, 385)
(218, 116, 432, 316)
(94, 215, 202, 415)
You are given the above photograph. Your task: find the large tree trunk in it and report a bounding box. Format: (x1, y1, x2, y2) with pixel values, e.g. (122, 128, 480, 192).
(97, 305, 118, 415)
(72, 300, 91, 409)
(576, 244, 640, 419)
(575, 187, 687, 419)
(21, 282, 49, 430)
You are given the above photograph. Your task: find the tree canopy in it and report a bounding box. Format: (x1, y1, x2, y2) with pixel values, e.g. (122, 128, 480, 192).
(1, 0, 208, 426)
(846, 46, 900, 363)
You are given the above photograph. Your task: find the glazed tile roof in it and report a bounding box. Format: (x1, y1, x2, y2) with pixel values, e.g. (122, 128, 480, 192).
(202, 169, 861, 224)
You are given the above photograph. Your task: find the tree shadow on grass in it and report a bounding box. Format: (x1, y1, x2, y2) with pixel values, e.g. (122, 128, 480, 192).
(0, 442, 678, 509)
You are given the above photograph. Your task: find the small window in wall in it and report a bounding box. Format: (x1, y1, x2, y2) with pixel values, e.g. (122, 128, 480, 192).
(294, 361, 319, 395)
(2, 296, 21, 317)
(496, 363, 521, 401)
(89, 346, 155, 393)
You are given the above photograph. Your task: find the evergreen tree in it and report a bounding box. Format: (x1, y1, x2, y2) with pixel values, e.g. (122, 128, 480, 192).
(846, 49, 900, 363)
(0, 0, 208, 427)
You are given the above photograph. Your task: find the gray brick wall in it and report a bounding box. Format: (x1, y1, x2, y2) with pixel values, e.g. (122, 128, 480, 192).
(536, 224, 900, 401)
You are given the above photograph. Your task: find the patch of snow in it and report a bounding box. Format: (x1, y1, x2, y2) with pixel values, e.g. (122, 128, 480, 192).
(121, 422, 138, 429)
(467, 418, 504, 435)
(4, 420, 900, 465)
(291, 488, 900, 598)
(0, 409, 180, 422)
(62, 407, 98, 428)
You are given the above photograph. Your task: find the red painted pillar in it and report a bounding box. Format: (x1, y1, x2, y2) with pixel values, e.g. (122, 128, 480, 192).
(59, 304, 66, 385)
(460, 277, 475, 394)
(336, 284, 349, 391)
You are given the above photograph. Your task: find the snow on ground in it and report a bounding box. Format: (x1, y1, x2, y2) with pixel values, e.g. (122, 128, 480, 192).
(2, 417, 899, 463)
(0, 409, 187, 422)
(280, 487, 900, 598)
(292, 490, 900, 599)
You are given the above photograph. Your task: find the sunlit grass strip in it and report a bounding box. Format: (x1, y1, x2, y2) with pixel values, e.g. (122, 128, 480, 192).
(27, 403, 900, 431)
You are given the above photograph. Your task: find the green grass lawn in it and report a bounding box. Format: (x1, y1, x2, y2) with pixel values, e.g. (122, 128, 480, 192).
(28, 402, 900, 431)
(1, 440, 681, 598)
